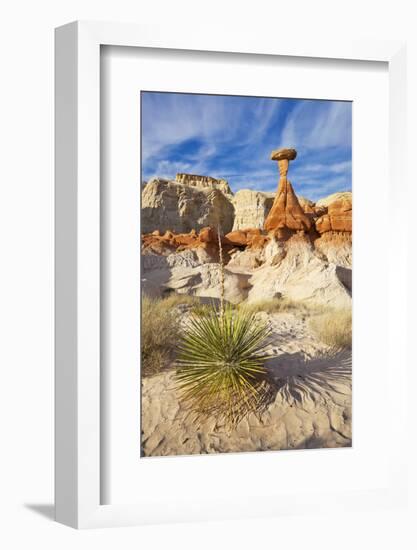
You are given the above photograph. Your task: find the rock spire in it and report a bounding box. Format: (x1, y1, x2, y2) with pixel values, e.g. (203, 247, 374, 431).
(264, 148, 312, 233)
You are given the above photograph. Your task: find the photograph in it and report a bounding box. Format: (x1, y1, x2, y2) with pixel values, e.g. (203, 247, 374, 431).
(140, 91, 352, 457)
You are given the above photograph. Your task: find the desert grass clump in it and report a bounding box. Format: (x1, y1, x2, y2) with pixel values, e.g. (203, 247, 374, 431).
(141, 294, 182, 377)
(175, 303, 271, 426)
(309, 308, 352, 349)
(240, 297, 319, 316)
(190, 302, 213, 317)
(159, 293, 198, 309)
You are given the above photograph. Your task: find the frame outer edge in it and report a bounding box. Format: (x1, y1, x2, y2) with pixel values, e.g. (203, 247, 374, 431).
(387, 44, 408, 499)
(76, 20, 101, 529)
(54, 19, 408, 529)
(55, 21, 79, 528)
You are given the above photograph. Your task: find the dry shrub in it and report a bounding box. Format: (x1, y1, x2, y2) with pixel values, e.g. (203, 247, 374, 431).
(240, 297, 351, 349)
(309, 308, 352, 349)
(141, 294, 182, 377)
(240, 297, 319, 316)
(159, 293, 198, 308)
(189, 303, 212, 317)
(190, 300, 237, 317)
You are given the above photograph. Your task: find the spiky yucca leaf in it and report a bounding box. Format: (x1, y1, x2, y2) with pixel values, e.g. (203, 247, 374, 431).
(175, 304, 271, 426)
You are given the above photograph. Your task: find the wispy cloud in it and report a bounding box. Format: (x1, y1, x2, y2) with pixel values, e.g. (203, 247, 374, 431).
(146, 160, 193, 181)
(141, 92, 352, 201)
(279, 100, 352, 150)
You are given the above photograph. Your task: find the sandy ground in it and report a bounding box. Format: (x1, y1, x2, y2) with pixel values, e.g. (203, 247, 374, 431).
(141, 311, 352, 457)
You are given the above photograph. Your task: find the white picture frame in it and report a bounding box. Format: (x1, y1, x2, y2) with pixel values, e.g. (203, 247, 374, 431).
(55, 20, 407, 529)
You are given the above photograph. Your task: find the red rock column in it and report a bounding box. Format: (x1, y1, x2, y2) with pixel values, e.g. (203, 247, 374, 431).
(264, 148, 312, 234)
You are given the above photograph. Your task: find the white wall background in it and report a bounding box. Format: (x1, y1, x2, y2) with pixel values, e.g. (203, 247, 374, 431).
(0, 0, 416, 548)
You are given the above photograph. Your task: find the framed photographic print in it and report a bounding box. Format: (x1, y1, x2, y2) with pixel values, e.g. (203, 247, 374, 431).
(55, 21, 408, 528)
(138, 90, 354, 459)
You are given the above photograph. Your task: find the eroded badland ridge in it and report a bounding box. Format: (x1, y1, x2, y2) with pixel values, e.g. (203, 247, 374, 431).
(141, 148, 352, 307)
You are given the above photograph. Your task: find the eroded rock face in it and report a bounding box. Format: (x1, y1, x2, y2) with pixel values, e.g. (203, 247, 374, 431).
(224, 228, 269, 249)
(142, 226, 247, 266)
(314, 232, 352, 267)
(142, 227, 220, 261)
(175, 173, 232, 195)
(142, 229, 352, 307)
(232, 189, 275, 230)
(316, 191, 352, 209)
(264, 178, 313, 232)
(140, 156, 353, 307)
(227, 249, 263, 269)
(247, 236, 351, 307)
(142, 251, 251, 304)
(298, 196, 316, 215)
(264, 148, 312, 233)
(142, 178, 234, 234)
(271, 148, 297, 162)
(316, 195, 352, 234)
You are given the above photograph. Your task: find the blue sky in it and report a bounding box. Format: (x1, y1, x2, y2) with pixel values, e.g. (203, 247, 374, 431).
(141, 92, 352, 201)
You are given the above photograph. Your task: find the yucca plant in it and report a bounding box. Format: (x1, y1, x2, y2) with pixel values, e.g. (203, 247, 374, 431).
(175, 303, 271, 426)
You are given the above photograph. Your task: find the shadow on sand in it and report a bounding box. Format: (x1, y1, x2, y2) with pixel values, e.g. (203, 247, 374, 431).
(177, 348, 352, 429)
(261, 348, 352, 407)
